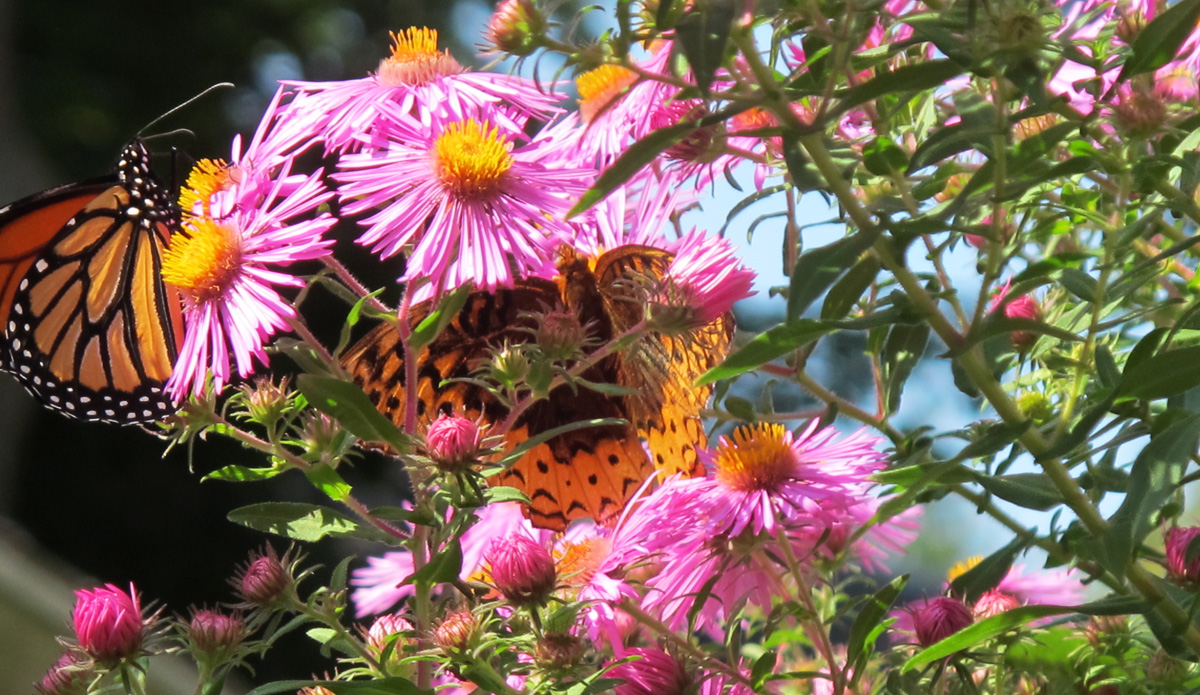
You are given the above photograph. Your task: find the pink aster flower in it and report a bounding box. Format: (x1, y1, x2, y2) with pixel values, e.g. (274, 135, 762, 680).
(609, 647, 691, 695)
(575, 45, 684, 166)
(996, 563, 1085, 606)
(72, 583, 145, 664)
(654, 231, 756, 327)
(913, 596, 973, 647)
(163, 159, 335, 400)
(284, 27, 562, 153)
(487, 532, 558, 606)
(334, 105, 594, 301)
(1166, 526, 1200, 584)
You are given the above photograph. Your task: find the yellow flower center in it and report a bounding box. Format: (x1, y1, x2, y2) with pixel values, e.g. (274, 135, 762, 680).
(947, 556, 983, 584)
(714, 423, 797, 492)
(435, 119, 513, 199)
(576, 65, 638, 124)
(178, 158, 237, 218)
(376, 27, 464, 87)
(555, 537, 610, 587)
(161, 219, 243, 303)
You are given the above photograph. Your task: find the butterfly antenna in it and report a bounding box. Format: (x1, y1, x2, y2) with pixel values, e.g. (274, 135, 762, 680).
(137, 82, 235, 136)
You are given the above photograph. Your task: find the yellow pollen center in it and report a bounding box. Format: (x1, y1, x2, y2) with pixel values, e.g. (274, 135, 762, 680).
(576, 65, 638, 124)
(714, 423, 797, 492)
(435, 119, 513, 198)
(178, 158, 235, 217)
(377, 27, 463, 86)
(161, 219, 243, 303)
(947, 556, 984, 584)
(555, 537, 609, 586)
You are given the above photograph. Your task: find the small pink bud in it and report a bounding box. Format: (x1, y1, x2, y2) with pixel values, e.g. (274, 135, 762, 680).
(913, 597, 973, 647)
(990, 279, 1042, 351)
(235, 546, 293, 606)
(71, 583, 145, 664)
(1113, 87, 1167, 136)
(188, 609, 245, 656)
(609, 647, 691, 695)
(484, 0, 547, 56)
(433, 610, 479, 652)
(972, 590, 1021, 619)
(426, 413, 483, 471)
(486, 533, 557, 607)
(366, 613, 413, 654)
(36, 652, 90, 695)
(1166, 526, 1200, 584)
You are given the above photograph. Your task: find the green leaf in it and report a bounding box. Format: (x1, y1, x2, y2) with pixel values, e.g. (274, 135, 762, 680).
(903, 605, 1077, 671)
(403, 539, 463, 588)
(245, 680, 428, 695)
(821, 256, 880, 321)
(304, 463, 352, 503)
(948, 536, 1027, 603)
(298, 374, 412, 453)
(973, 473, 1064, 511)
(846, 575, 908, 668)
(863, 137, 909, 176)
(836, 60, 963, 112)
(569, 122, 698, 217)
(882, 323, 930, 414)
(1119, 0, 1200, 80)
(1116, 346, 1200, 401)
(203, 464, 286, 483)
(960, 420, 1031, 460)
(483, 486, 531, 505)
(673, 0, 734, 96)
(787, 231, 881, 321)
(409, 285, 472, 353)
(1058, 268, 1098, 303)
(908, 124, 992, 171)
(228, 502, 391, 543)
(696, 320, 835, 385)
(749, 650, 777, 689)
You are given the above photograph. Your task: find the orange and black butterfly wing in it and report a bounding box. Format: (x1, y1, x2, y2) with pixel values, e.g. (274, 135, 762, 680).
(0, 141, 184, 423)
(594, 245, 735, 478)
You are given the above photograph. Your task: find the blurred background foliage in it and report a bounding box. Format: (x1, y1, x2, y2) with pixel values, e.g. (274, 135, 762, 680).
(0, 0, 976, 690)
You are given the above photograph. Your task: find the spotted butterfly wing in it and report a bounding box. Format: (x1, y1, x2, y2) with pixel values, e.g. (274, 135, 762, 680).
(0, 140, 185, 423)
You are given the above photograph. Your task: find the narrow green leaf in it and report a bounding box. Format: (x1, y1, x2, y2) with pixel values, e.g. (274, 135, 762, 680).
(749, 650, 777, 689)
(1119, 0, 1200, 80)
(846, 575, 908, 667)
(837, 60, 963, 112)
(569, 122, 697, 217)
(882, 323, 930, 414)
(203, 464, 286, 483)
(298, 374, 412, 453)
(1058, 268, 1098, 303)
(304, 464, 353, 503)
(696, 320, 835, 385)
(409, 284, 472, 353)
(228, 502, 389, 543)
(821, 256, 880, 321)
(483, 486, 531, 505)
(787, 231, 881, 321)
(673, 0, 735, 95)
(960, 420, 1031, 460)
(863, 137, 909, 176)
(973, 472, 1064, 511)
(1116, 346, 1200, 400)
(903, 605, 1076, 671)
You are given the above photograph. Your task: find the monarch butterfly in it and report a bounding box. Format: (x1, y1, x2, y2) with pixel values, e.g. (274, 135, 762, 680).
(0, 140, 185, 424)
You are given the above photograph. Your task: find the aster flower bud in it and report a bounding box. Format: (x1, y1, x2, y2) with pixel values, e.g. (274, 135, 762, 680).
(1166, 526, 1200, 584)
(536, 632, 585, 670)
(490, 343, 531, 389)
(484, 0, 547, 57)
(366, 613, 413, 655)
(609, 647, 691, 695)
(238, 376, 293, 423)
(187, 609, 246, 659)
(1114, 87, 1167, 137)
(36, 652, 90, 695)
(1116, 10, 1147, 44)
(426, 413, 483, 471)
(913, 597, 973, 647)
(1148, 648, 1189, 684)
(72, 583, 146, 664)
(486, 533, 557, 607)
(972, 590, 1020, 620)
(234, 546, 294, 607)
(536, 310, 589, 362)
(433, 610, 480, 652)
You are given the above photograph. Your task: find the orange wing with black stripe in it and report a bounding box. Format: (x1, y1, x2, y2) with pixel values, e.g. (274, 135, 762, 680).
(0, 140, 185, 423)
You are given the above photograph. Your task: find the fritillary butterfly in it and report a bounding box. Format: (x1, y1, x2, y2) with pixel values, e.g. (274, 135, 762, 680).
(341, 245, 734, 530)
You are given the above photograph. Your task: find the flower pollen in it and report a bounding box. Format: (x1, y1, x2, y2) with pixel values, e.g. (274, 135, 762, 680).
(714, 423, 798, 492)
(377, 27, 463, 86)
(947, 555, 983, 583)
(576, 64, 638, 123)
(162, 219, 243, 303)
(435, 119, 514, 199)
(178, 159, 236, 218)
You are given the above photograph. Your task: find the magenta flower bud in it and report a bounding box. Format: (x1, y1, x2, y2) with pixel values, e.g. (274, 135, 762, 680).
(188, 609, 245, 656)
(913, 597, 973, 647)
(366, 613, 413, 654)
(972, 590, 1021, 620)
(426, 413, 482, 471)
(609, 647, 691, 695)
(486, 533, 557, 606)
(433, 610, 479, 652)
(71, 583, 145, 664)
(234, 546, 293, 606)
(1166, 526, 1200, 584)
(36, 652, 90, 695)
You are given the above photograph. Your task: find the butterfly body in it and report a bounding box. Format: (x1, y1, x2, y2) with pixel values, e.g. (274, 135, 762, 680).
(343, 245, 734, 530)
(0, 141, 185, 423)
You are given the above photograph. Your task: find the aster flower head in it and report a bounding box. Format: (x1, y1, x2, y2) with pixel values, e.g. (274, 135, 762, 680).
(72, 583, 146, 664)
(186, 608, 246, 660)
(609, 647, 691, 695)
(913, 596, 973, 647)
(163, 158, 335, 401)
(486, 532, 558, 606)
(335, 105, 594, 301)
(648, 231, 756, 331)
(233, 545, 296, 607)
(286, 27, 562, 153)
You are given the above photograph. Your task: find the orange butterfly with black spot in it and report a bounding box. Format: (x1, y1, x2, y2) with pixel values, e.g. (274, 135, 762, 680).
(341, 245, 734, 530)
(0, 140, 184, 423)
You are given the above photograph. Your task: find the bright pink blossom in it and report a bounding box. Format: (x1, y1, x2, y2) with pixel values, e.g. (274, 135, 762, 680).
(72, 583, 144, 663)
(609, 647, 691, 695)
(426, 413, 483, 469)
(913, 596, 973, 647)
(487, 532, 558, 606)
(1166, 526, 1200, 583)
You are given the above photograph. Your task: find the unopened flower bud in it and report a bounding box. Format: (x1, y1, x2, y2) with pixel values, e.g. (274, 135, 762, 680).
(1114, 88, 1167, 136)
(239, 376, 293, 423)
(72, 583, 145, 664)
(188, 609, 245, 657)
(486, 533, 557, 607)
(234, 546, 293, 607)
(537, 311, 589, 362)
(609, 647, 690, 695)
(537, 632, 585, 670)
(1166, 526, 1200, 584)
(1016, 391, 1054, 424)
(366, 613, 413, 655)
(426, 413, 483, 471)
(490, 343, 531, 388)
(36, 652, 90, 695)
(913, 597, 973, 647)
(1148, 648, 1189, 684)
(1116, 10, 1147, 44)
(485, 0, 547, 57)
(972, 589, 1020, 619)
(433, 610, 479, 652)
